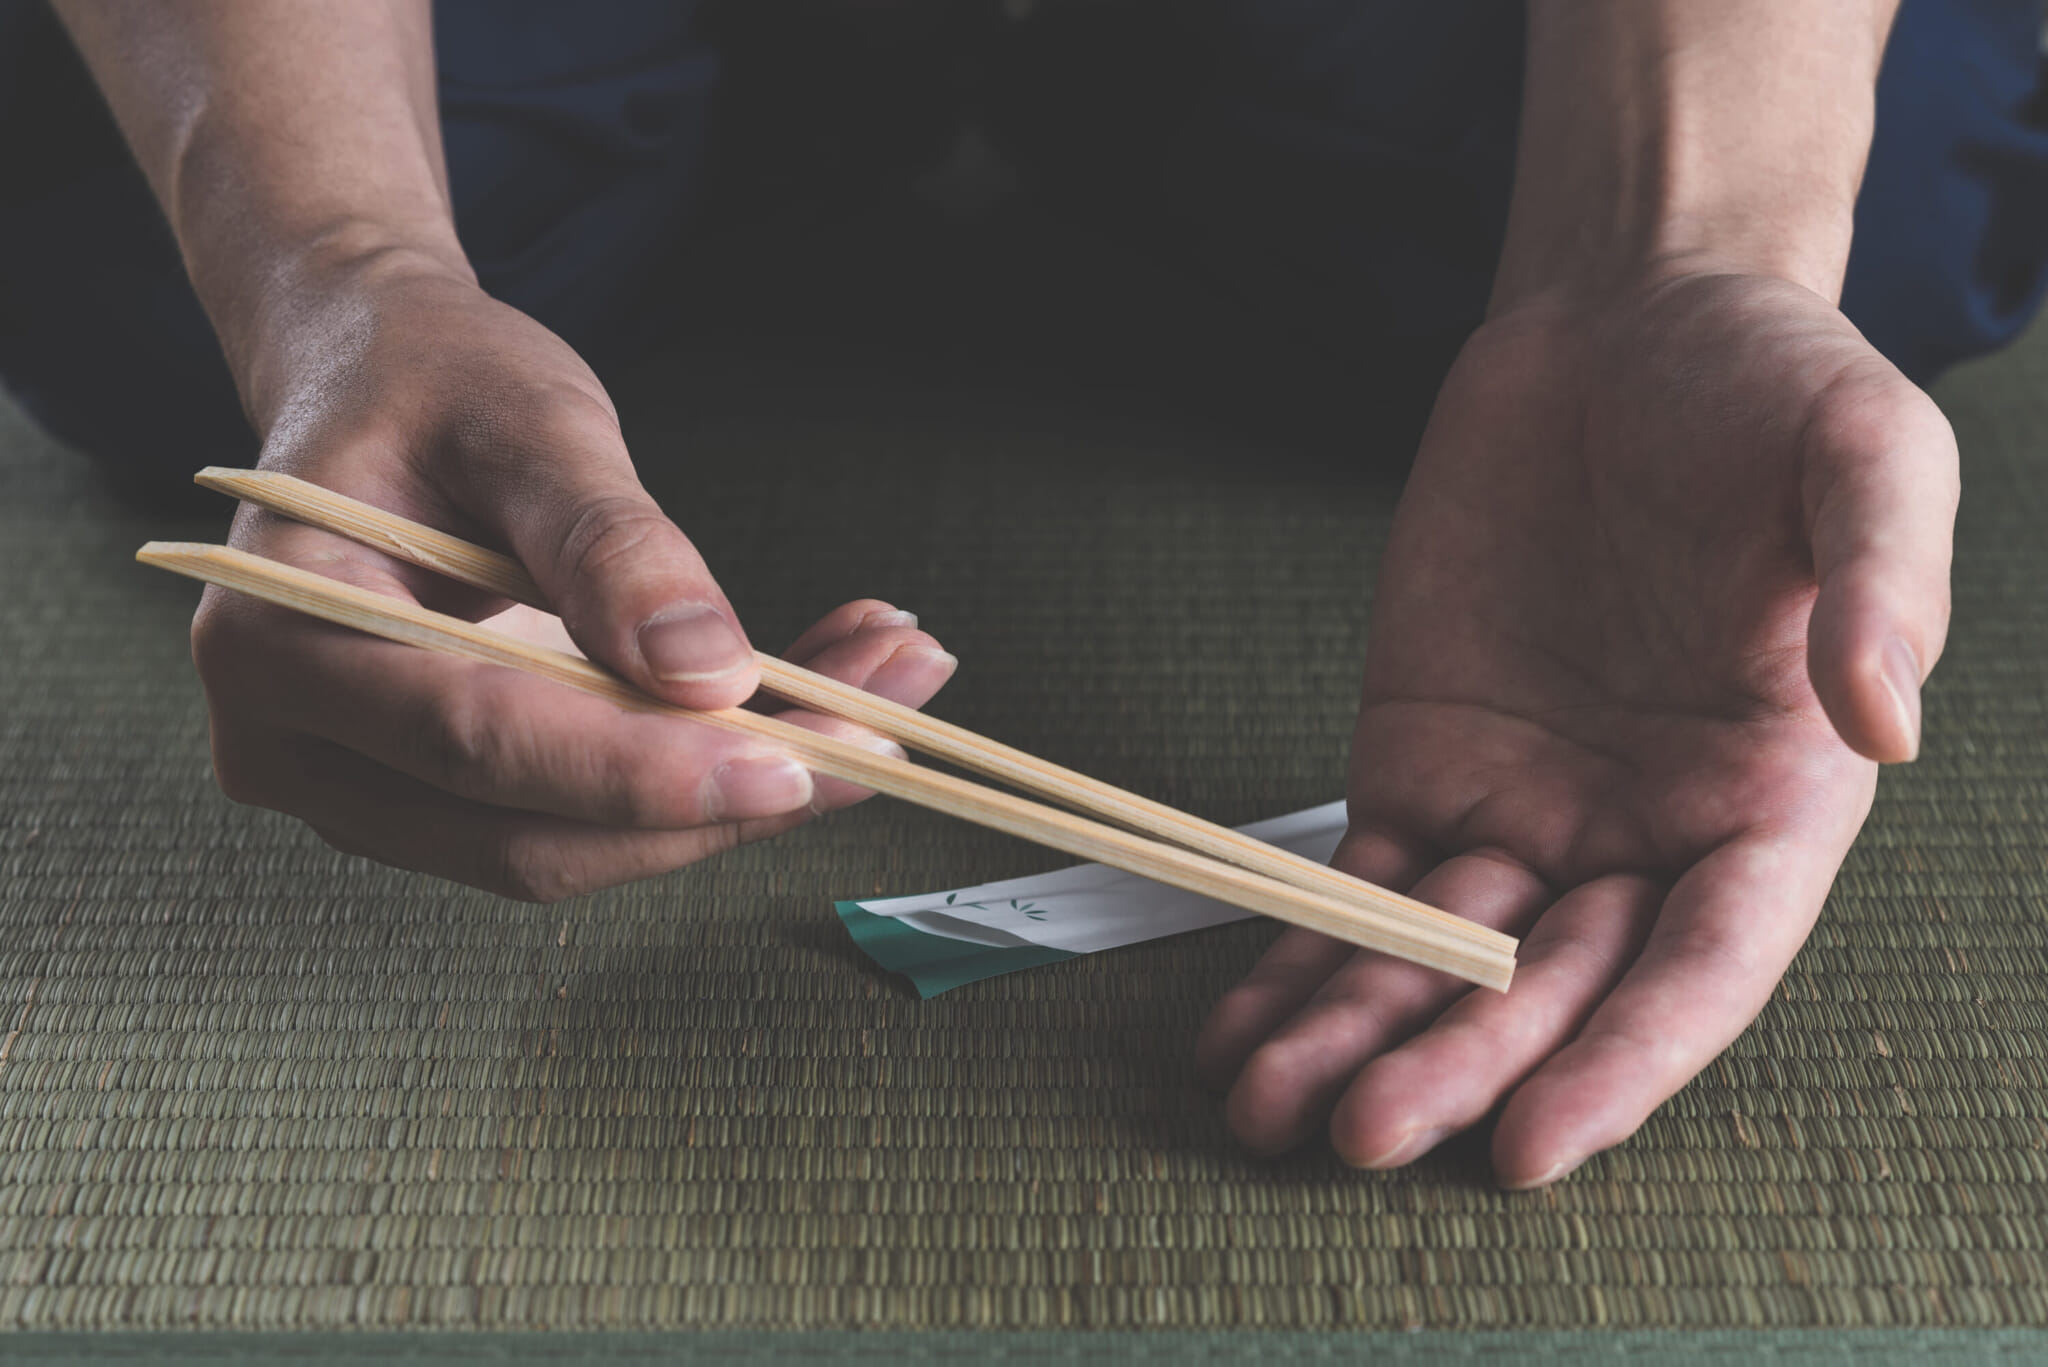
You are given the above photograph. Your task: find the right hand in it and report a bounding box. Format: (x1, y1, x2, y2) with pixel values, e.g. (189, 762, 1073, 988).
(193, 253, 958, 899)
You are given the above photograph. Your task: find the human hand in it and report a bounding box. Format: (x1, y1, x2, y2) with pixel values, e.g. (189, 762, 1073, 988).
(193, 254, 958, 897)
(1195, 267, 1957, 1186)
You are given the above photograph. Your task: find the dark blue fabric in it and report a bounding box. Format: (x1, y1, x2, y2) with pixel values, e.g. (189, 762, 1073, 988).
(1845, 0, 2048, 382)
(1, 0, 2044, 487)
(0, 0, 718, 491)
(997, 0, 2048, 391)
(431, 0, 716, 366)
(976, 0, 1523, 437)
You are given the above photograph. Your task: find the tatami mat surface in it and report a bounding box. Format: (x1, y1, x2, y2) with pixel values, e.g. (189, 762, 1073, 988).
(2, 294, 2047, 1331)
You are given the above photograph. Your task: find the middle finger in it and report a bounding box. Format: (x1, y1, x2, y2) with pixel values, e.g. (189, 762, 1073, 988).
(1221, 848, 1554, 1155)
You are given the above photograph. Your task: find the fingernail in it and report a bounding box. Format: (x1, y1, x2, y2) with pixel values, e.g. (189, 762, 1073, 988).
(706, 755, 812, 820)
(1502, 1156, 1583, 1191)
(639, 605, 750, 684)
(867, 644, 959, 698)
(859, 608, 919, 630)
(1354, 1126, 1448, 1171)
(1881, 637, 1923, 761)
(854, 733, 909, 762)
(806, 733, 906, 815)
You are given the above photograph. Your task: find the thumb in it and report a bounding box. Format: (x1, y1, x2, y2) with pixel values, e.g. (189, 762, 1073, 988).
(1802, 372, 1959, 764)
(487, 408, 760, 710)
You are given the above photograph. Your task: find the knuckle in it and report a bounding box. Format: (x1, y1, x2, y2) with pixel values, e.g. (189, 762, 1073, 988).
(535, 707, 693, 829)
(599, 748, 690, 829)
(310, 822, 375, 863)
(189, 592, 256, 693)
(405, 688, 497, 794)
(208, 734, 268, 808)
(1236, 1031, 1319, 1097)
(534, 383, 624, 446)
(408, 679, 703, 830)
(695, 820, 746, 859)
(1525, 931, 1623, 997)
(486, 829, 584, 904)
(1211, 980, 1284, 1030)
(1812, 372, 1959, 491)
(1661, 919, 1763, 984)
(1571, 1020, 1685, 1101)
(554, 496, 677, 592)
(451, 378, 620, 464)
(1334, 1053, 1407, 1118)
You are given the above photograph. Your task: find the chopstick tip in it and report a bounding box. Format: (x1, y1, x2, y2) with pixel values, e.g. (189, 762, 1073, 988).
(136, 540, 216, 570)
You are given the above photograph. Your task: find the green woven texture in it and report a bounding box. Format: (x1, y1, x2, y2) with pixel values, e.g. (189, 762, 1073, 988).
(13, 1328, 2048, 1365)
(3, 294, 2047, 1333)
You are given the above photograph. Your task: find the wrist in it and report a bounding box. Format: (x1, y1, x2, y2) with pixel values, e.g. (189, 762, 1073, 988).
(1491, 160, 1861, 316)
(1490, 0, 1893, 313)
(161, 94, 471, 422)
(222, 228, 478, 438)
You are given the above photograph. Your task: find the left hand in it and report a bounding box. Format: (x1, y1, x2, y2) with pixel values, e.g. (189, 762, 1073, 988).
(1194, 264, 1958, 1187)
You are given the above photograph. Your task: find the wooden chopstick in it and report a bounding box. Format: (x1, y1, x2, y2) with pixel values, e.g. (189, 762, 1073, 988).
(192, 467, 1514, 957)
(137, 540, 1516, 991)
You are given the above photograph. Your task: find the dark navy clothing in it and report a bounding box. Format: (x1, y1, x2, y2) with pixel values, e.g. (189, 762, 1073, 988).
(431, 2, 718, 366)
(2, 0, 2045, 491)
(1848, 0, 2048, 381)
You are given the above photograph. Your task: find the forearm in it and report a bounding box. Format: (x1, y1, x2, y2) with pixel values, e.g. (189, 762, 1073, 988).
(51, 0, 470, 423)
(1494, 0, 1899, 311)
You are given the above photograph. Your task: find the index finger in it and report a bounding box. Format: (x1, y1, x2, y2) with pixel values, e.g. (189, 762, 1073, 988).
(194, 517, 809, 830)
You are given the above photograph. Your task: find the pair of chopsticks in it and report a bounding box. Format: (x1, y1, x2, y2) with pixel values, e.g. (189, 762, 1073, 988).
(137, 467, 1517, 991)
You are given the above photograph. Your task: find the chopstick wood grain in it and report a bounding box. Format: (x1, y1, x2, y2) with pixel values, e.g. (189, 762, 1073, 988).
(192, 466, 1513, 957)
(138, 539, 1515, 991)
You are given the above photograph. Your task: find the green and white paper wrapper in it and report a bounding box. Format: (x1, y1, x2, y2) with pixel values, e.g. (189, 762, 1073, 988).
(836, 799, 1348, 997)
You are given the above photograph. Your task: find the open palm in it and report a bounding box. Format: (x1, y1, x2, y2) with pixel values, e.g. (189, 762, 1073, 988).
(1197, 271, 1959, 1187)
